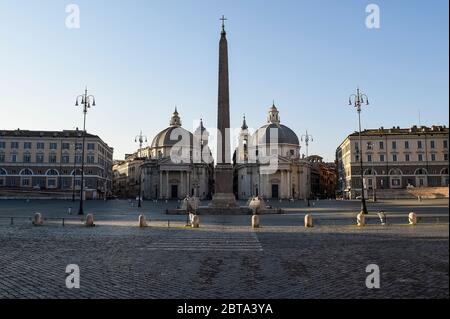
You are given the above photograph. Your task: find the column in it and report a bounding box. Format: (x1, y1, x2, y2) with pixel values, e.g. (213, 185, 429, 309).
(159, 171, 162, 199)
(260, 172, 265, 198)
(187, 171, 191, 196)
(280, 170, 285, 198)
(288, 170, 291, 198)
(180, 171, 184, 198)
(166, 171, 169, 199)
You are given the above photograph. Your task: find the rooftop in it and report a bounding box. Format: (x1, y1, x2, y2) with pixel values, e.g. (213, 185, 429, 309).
(349, 125, 449, 137)
(0, 129, 113, 149)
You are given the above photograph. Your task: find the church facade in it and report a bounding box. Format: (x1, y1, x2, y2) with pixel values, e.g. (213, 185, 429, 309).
(112, 108, 214, 200)
(234, 103, 312, 200)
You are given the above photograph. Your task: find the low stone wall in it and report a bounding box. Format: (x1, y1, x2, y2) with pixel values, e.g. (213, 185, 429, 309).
(407, 187, 449, 199)
(166, 206, 283, 215)
(375, 187, 449, 199)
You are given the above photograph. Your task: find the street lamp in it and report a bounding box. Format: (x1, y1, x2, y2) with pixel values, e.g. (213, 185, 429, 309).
(75, 87, 96, 215)
(348, 87, 369, 215)
(135, 130, 147, 208)
(301, 130, 313, 158)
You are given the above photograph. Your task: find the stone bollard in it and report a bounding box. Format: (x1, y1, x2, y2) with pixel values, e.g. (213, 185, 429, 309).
(32, 212, 44, 226)
(189, 212, 195, 226)
(408, 212, 417, 225)
(377, 211, 387, 226)
(191, 215, 199, 228)
(252, 214, 260, 229)
(304, 214, 313, 228)
(357, 211, 365, 227)
(138, 214, 147, 227)
(85, 214, 95, 227)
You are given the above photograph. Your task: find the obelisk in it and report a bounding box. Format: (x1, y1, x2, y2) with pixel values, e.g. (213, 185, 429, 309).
(210, 15, 237, 208)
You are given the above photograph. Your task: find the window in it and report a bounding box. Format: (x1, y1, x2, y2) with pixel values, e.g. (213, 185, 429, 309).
(417, 140, 423, 149)
(76, 143, 83, 150)
(87, 143, 95, 150)
(23, 154, 31, 163)
(47, 179, 56, 187)
(50, 143, 57, 150)
(444, 140, 448, 149)
(367, 154, 372, 162)
(62, 155, 70, 163)
(367, 143, 373, 150)
(392, 154, 397, 162)
(431, 154, 436, 161)
(355, 142, 359, 151)
(36, 154, 44, 163)
(355, 154, 360, 162)
(392, 141, 397, 149)
(87, 155, 95, 164)
(430, 140, 435, 149)
(63, 179, 71, 188)
(21, 178, 30, 187)
(11, 142, 19, 149)
(75, 155, 82, 163)
(0, 141, 5, 149)
(0, 154, 4, 163)
(37, 142, 45, 149)
(62, 143, 70, 150)
(379, 154, 384, 162)
(49, 154, 57, 163)
(445, 154, 449, 161)
(404, 141, 409, 149)
(24, 142, 32, 149)
(379, 141, 384, 149)
(405, 154, 410, 162)
(418, 154, 423, 161)
(392, 179, 401, 186)
(11, 154, 17, 162)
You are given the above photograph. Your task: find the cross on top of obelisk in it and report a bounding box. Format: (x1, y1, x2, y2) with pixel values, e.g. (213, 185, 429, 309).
(220, 15, 227, 33)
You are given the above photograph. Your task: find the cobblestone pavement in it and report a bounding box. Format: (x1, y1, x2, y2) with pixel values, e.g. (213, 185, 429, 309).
(0, 221, 448, 299)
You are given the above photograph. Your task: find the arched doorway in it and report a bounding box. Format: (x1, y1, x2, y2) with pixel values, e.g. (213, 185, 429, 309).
(0, 168, 7, 187)
(19, 168, 33, 188)
(389, 168, 402, 189)
(45, 169, 59, 189)
(440, 168, 449, 186)
(414, 168, 428, 187)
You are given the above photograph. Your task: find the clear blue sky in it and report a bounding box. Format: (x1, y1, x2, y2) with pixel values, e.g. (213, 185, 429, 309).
(0, 0, 448, 161)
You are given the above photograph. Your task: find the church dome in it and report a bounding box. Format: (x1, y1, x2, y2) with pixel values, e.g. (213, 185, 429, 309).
(251, 123, 300, 146)
(150, 107, 193, 148)
(249, 103, 299, 146)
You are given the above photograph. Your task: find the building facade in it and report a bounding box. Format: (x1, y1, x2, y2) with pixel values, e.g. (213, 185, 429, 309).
(336, 125, 449, 199)
(307, 155, 337, 199)
(112, 109, 214, 200)
(112, 157, 144, 198)
(234, 104, 311, 200)
(0, 129, 113, 198)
